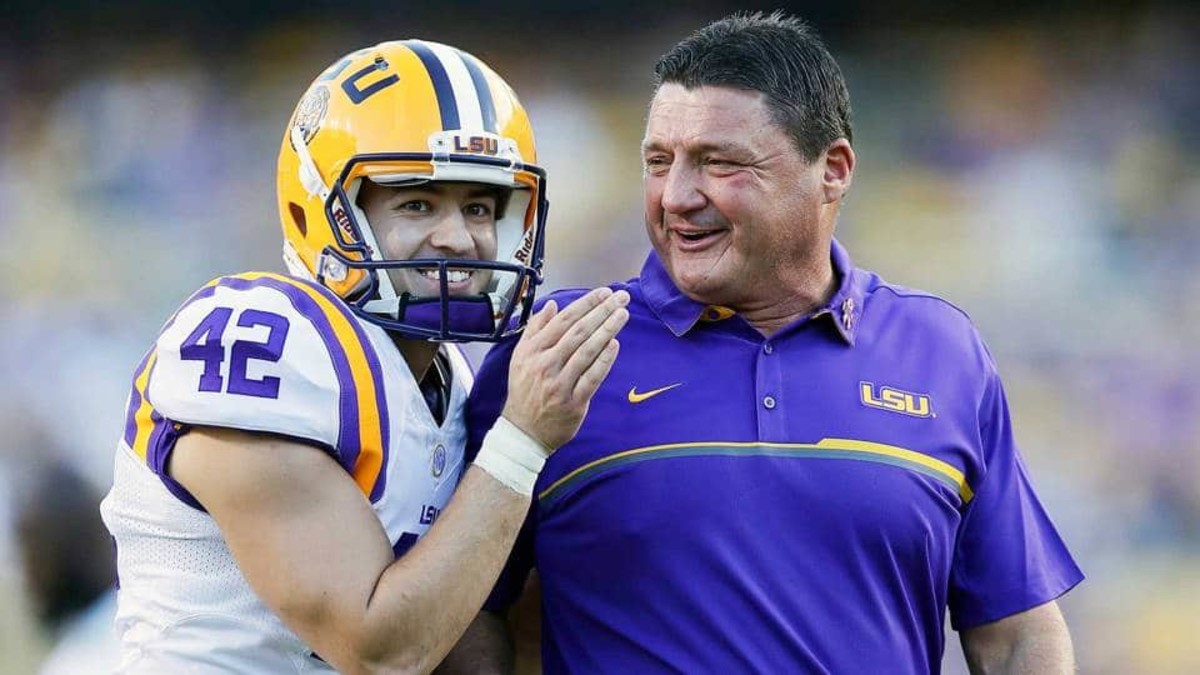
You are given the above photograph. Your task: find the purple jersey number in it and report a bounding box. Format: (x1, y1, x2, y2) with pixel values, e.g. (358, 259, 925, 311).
(180, 307, 290, 399)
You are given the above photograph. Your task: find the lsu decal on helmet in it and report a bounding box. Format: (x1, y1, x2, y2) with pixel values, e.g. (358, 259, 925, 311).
(277, 40, 547, 341)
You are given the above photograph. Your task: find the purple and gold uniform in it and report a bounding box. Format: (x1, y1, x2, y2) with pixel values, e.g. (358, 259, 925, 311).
(101, 272, 472, 673)
(467, 240, 1083, 673)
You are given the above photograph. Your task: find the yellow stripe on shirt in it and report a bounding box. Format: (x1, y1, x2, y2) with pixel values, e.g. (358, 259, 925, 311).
(131, 351, 160, 461)
(539, 438, 973, 506)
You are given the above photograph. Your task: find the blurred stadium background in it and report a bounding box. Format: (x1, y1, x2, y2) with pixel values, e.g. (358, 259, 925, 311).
(1, 1, 1197, 672)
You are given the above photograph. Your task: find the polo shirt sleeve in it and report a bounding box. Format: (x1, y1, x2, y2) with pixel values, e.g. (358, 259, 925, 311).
(466, 334, 538, 612)
(947, 357, 1084, 630)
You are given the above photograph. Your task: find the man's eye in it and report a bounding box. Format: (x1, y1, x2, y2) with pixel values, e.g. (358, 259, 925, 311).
(464, 203, 494, 218)
(704, 158, 738, 168)
(643, 156, 671, 173)
(397, 200, 431, 212)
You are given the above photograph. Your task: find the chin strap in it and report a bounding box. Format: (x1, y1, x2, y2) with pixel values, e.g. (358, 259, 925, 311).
(363, 292, 499, 335)
(281, 241, 316, 280)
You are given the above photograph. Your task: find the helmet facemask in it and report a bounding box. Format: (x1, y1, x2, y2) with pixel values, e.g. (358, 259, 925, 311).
(338, 166, 542, 341)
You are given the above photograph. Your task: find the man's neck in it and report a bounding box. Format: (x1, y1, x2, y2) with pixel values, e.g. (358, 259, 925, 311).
(394, 336, 440, 382)
(739, 261, 838, 337)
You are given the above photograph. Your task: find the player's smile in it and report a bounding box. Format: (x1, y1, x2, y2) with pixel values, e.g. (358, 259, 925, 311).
(408, 267, 483, 296)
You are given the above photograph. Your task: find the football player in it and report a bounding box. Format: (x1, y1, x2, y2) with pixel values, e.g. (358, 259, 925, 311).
(100, 40, 629, 673)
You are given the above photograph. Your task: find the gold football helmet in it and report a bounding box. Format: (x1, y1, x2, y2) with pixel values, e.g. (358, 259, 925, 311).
(277, 40, 546, 341)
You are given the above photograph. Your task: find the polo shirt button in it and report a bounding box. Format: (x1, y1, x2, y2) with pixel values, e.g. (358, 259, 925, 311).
(763, 343, 774, 354)
(763, 395, 776, 409)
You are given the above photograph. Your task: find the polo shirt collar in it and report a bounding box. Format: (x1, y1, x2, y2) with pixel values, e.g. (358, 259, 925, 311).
(639, 238, 864, 344)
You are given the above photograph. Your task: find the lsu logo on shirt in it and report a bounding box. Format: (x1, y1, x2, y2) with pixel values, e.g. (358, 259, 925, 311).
(859, 381, 933, 418)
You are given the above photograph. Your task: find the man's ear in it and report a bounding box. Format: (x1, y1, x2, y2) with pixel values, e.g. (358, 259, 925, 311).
(821, 138, 855, 203)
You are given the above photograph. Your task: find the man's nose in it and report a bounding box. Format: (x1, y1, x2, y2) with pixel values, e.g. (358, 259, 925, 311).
(428, 212, 475, 254)
(660, 162, 706, 214)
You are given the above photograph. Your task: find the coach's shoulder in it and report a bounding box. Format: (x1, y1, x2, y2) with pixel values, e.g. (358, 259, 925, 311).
(861, 272, 993, 365)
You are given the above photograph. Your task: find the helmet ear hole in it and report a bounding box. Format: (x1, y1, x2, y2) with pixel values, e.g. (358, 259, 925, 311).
(288, 202, 307, 237)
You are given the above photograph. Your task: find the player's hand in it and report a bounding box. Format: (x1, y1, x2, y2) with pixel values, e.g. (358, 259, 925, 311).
(501, 287, 630, 451)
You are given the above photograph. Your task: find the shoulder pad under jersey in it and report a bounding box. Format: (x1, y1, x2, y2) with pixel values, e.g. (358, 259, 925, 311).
(441, 343, 476, 393)
(137, 273, 389, 481)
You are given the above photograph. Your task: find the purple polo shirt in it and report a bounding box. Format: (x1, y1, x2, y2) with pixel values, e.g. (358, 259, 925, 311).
(467, 240, 1082, 674)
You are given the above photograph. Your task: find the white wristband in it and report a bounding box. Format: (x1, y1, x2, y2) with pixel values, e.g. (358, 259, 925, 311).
(473, 417, 551, 496)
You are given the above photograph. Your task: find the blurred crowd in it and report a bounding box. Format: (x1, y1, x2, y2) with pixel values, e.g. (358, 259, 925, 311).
(1, 2, 1197, 673)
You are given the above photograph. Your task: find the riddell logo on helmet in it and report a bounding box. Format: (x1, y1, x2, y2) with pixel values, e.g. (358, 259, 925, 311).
(332, 205, 355, 240)
(514, 229, 535, 265)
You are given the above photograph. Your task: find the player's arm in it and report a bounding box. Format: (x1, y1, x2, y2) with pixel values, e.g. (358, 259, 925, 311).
(959, 598, 1075, 674)
(172, 429, 525, 674)
(170, 287, 629, 674)
(434, 611, 512, 675)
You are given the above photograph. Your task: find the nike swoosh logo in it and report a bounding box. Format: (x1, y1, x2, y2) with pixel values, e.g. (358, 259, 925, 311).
(627, 383, 683, 403)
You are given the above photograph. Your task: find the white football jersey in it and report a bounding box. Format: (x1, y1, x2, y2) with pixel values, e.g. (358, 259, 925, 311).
(100, 272, 475, 673)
